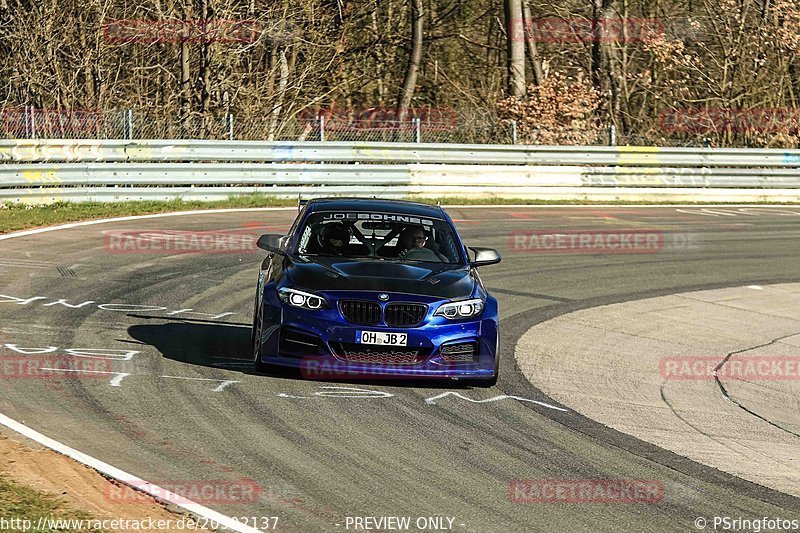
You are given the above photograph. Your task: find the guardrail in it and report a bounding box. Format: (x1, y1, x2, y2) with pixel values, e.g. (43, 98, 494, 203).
(3, 139, 800, 166)
(2, 140, 800, 203)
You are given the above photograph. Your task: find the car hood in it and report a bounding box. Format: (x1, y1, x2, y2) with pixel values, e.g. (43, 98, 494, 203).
(286, 256, 475, 299)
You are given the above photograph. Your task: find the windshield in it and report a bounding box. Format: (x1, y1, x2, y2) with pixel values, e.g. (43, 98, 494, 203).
(295, 211, 465, 265)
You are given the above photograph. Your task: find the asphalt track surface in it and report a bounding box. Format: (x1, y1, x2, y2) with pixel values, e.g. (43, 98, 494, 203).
(1, 205, 800, 532)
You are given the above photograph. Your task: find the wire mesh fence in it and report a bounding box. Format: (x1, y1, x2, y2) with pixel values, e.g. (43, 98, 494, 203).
(2, 106, 789, 147)
(0, 107, 585, 145)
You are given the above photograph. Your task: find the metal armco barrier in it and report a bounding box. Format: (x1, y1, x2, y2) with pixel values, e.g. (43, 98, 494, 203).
(1, 140, 800, 203)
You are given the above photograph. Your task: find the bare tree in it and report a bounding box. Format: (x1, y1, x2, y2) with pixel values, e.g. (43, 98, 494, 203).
(396, 0, 424, 122)
(0, 0, 797, 146)
(504, 0, 526, 96)
(521, 0, 544, 85)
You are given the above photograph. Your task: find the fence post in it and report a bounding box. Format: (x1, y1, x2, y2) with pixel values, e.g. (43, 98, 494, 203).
(227, 113, 234, 140)
(511, 120, 518, 145)
(414, 117, 421, 143)
(24, 106, 31, 139)
(319, 115, 325, 142)
(608, 124, 617, 146)
(124, 109, 133, 140)
(28, 106, 37, 139)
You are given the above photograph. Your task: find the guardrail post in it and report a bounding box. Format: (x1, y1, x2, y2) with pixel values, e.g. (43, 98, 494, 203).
(511, 120, 518, 144)
(414, 117, 421, 143)
(608, 124, 617, 146)
(319, 115, 325, 142)
(227, 113, 234, 140)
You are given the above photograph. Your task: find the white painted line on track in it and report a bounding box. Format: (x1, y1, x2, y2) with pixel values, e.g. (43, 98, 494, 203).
(40, 367, 131, 387)
(424, 391, 568, 411)
(160, 375, 240, 392)
(0, 262, 48, 269)
(0, 412, 262, 533)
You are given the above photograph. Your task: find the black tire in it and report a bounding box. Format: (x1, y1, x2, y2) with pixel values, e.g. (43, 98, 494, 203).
(250, 292, 259, 347)
(252, 301, 270, 373)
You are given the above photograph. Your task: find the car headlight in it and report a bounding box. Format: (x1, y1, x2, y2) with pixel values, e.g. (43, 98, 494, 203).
(434, 298, 484, 319)
(278, 288, 328, 310)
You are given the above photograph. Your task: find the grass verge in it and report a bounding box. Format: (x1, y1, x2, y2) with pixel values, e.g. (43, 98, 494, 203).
(0, 195, 294, 234)
(0, 475, 104, 532)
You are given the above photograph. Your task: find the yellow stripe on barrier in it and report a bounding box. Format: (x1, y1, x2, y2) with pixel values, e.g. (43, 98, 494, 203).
(615, 146, 662, 185)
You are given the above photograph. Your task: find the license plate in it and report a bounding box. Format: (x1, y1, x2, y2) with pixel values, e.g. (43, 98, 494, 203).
(356, 331, 408, 346)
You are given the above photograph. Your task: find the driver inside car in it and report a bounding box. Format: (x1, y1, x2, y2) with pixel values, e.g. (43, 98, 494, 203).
(398, 226, 428, 256)
(397, 226, 445, 261)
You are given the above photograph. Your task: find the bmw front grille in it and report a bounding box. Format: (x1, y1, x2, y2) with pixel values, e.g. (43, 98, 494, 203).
(339, 300, 426, 327)
(339, 300, 381, 325)
(384, 303, 426, 327)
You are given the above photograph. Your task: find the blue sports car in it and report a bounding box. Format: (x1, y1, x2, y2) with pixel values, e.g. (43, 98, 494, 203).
(252, 198, 501, 386)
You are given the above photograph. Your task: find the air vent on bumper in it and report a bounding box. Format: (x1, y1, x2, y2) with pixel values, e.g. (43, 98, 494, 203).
(279, 328, 323, 357)
(440, 342, 478, 362)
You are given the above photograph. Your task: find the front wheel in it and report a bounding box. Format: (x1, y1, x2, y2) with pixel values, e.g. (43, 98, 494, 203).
(252, 302, 270, 372)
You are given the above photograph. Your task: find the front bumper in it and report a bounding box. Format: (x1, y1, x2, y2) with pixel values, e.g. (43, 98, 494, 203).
(258, 291, 498, 380)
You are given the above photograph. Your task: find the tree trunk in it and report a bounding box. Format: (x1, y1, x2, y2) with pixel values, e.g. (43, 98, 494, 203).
(590, 0, 621, 133)
(504, 0, 526, 97)
(179, 4, 191, 135)
(593, 0, 625, 134)
(198, 0, 211, 136)
(590, 0, 603, 90)
(371, 9, 385, 103)
(396, 0, 423, 123)
(267, 49, 289, 141)
(521, 0, 544, 85)
(180, 40, 190, 133)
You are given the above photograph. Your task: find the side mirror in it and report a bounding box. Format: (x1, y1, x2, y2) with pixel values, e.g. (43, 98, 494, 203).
(257, 234, 287, 255)
(469, 246, 501, 267)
